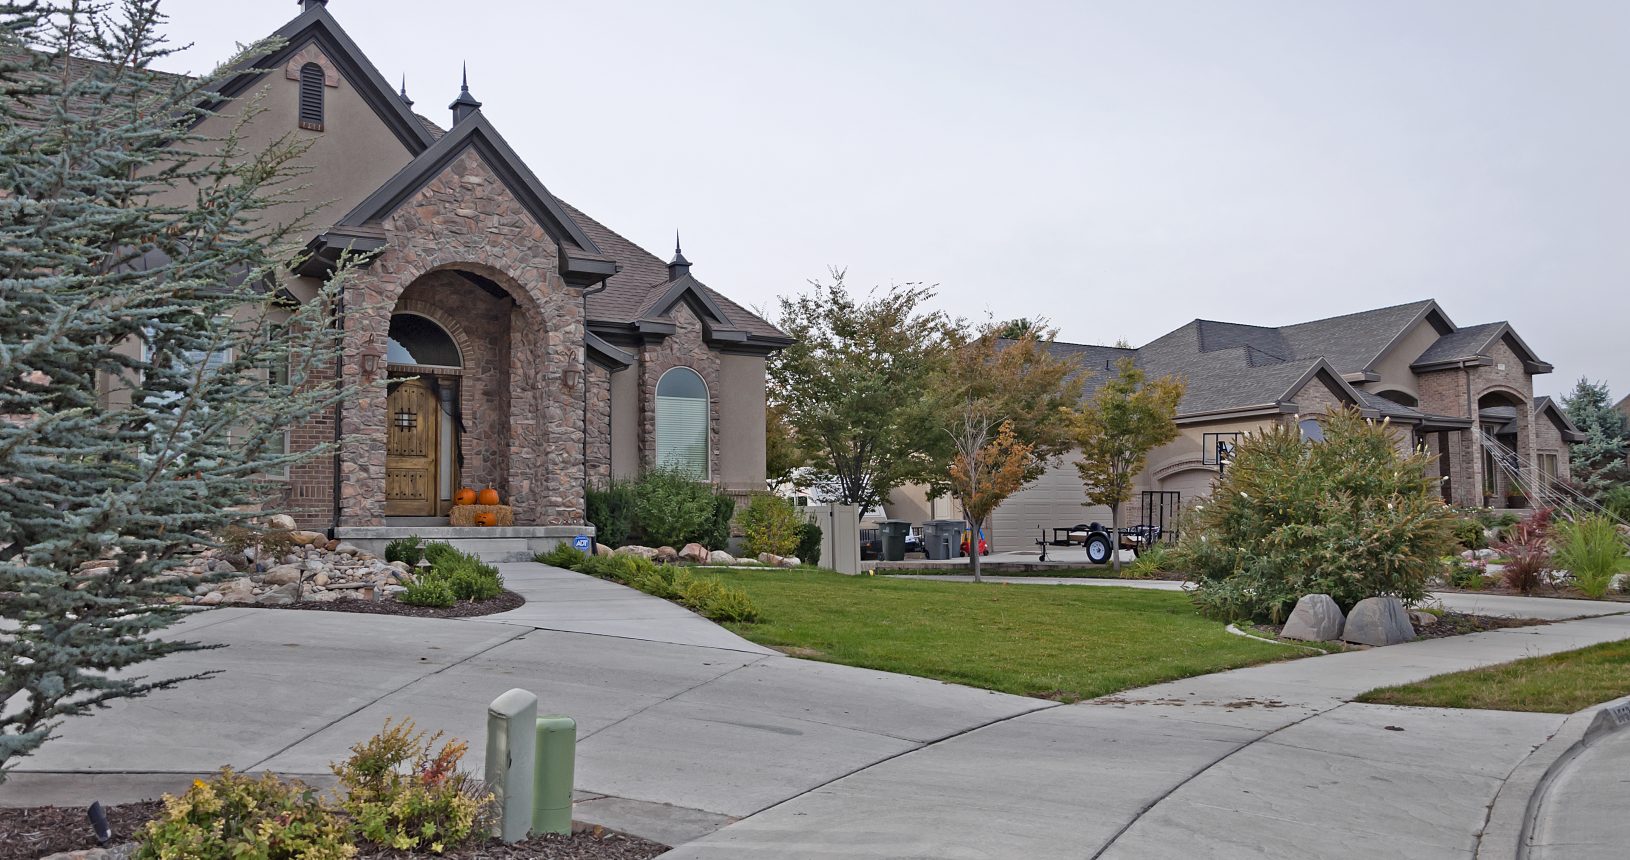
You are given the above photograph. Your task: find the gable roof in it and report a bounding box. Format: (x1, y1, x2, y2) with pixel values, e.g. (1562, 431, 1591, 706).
(1535, 396, 1587, 443)
(1411, 322, 1554, 374)
(1276, 299, 1448, 375)
(211, 3, 436, 154)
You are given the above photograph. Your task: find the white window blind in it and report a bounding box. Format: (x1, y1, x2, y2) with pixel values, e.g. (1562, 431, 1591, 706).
(655, 394, 708, 478)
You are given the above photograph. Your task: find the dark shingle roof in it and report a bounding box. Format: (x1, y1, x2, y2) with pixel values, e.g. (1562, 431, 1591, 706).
(1412, 322, 1505, 366)
(1276, 299, 1438, 374)
(1040, 341, 1138, 400)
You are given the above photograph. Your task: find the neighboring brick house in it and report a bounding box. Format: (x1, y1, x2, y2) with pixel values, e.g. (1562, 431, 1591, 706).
(981, 300, 1584, 551)
(121, 2, 789, 539)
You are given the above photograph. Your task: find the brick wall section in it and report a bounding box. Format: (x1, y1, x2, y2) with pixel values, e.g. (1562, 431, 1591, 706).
(585, 361, 612, 483)
(1467, 337, 1537, 504)
(638, 303, 722, 478)
(1531, 408, 1572, 484)
(337, 151, 586, 526)
(280, 348, 337, 528)
(1288, 374, 1349, 420)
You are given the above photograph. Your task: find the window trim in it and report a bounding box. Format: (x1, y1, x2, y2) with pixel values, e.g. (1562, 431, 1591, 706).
(654, 366, 710, 480)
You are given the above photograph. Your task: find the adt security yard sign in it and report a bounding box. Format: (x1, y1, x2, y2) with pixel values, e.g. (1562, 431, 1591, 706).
(571, 535, 592, 552)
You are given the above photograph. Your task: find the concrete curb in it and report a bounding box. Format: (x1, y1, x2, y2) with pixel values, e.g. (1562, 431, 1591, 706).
(1476, 693, 1630, 860)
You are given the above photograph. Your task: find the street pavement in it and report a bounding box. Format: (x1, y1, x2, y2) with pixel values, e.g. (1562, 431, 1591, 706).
(4, 563, 1627, 857)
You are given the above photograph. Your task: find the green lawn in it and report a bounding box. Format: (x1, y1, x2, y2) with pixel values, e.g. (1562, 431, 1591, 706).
(711, 569, 1298, 702)
(1355, 639, 1630, 713)
(884, 567, 1114, 578)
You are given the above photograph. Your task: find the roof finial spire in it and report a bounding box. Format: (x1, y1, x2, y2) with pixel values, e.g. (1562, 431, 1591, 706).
(668, 230, 691, 280)
(449, 62, 482, 124)
(398, 75, 413, 108)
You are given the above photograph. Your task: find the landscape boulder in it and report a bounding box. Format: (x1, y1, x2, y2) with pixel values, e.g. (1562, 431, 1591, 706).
(655, 546, 679, 562)
(596, 543, 614, 557)
(266, 514, 297, 531)
(707, 550, 736, 565)
(757, 553, 783, 567)
(1280, 594, 1345, 642)
(260, 564, 303, 586)
(288, 530, 326, 547)
(1342, 597, 1417, 646)
(614, 545, 658, 560)
(679, 543, 709, 563)
(778, 556, 801, 568)
(1409, 609, 1439, 628)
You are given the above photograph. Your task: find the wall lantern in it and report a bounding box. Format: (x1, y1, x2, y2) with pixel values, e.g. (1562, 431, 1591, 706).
(360, 350, 380, 375)
(562, 368, 580, 389)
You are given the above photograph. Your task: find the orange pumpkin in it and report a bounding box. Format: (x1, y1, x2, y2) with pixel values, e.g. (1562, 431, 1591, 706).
(474, 511, 497, 527)
(477, 487, 500, 506)
(453, 487, 477, 507)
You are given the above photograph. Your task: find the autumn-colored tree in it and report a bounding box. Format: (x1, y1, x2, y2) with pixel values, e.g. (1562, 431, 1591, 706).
(1073, 358, 1185, 572)
(764, 401, 806, 490)
(947, 414, 1033, 581)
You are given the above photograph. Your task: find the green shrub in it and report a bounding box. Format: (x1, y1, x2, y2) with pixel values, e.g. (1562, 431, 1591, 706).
(631, 468, 720, 548)
(586, 478, 637, 549)
(1604, 486, 1630, 523)
(796, 521, 823, 567)
(706, 492, 737, 549)
(1447, 558, 1489, 590)
(1124, 542, 1175, 579)
(1554, 514, 1626, 599)
(575, 552, 760, 622)
(332, 718, 493, 854)
(136, 768, 352, 860)
(423, 541, 461, 567)
(677, 575, 761, 623)
(400, 576, 456, 607)
(1450, 517, 1487, 551)
(738, 494, 802, 558)
(444, 559, 502, 601)
(534, 543, 588, 570)
(385, 535, 426, 566)
(1180, 409, 1457, 622)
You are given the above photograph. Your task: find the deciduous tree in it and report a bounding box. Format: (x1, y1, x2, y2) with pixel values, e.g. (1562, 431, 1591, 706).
(946, 413, 1032, 581)
(1072, 358, 1184, 573)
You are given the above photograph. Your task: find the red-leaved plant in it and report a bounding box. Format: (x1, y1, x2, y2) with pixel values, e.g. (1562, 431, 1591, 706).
(1496, 507, 1554, 594)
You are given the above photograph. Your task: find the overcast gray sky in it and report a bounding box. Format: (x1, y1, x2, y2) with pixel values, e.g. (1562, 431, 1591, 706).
(153, 0, 1629, 400)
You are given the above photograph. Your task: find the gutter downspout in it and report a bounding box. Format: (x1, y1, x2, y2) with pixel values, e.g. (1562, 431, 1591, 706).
(331, 282, 345, 538)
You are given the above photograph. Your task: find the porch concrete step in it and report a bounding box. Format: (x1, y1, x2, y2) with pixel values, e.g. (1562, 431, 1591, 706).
(332, 525, 592, 563)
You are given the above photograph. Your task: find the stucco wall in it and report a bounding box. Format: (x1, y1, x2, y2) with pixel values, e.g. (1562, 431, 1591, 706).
(609, 365, 640, 480)
(1367, 318, 1441, 402)
(717, 353, 769, 492)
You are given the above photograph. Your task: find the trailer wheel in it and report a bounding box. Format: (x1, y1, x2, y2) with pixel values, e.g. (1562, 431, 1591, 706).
(1085, 534, 1111, 565)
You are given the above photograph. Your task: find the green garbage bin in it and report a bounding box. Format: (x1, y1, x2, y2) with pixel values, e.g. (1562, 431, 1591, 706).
(879, 519, 911, 562)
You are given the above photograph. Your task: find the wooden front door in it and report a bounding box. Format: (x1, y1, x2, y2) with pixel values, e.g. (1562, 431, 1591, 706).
(385, 377, 439, 516)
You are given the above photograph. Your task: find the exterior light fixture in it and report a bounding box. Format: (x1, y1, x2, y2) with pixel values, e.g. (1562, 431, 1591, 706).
(360, 350, 380, 375)
(562, 368, 580, 389)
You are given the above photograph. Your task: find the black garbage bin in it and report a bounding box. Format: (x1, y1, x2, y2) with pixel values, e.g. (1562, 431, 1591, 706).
(878, 519, 911, 562)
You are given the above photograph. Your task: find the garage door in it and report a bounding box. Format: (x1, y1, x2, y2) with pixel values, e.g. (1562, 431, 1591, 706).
(989, 452, 1112, 553)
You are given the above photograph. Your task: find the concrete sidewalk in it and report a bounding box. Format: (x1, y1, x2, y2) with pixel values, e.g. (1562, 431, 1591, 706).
(662, 607, 1630, 859)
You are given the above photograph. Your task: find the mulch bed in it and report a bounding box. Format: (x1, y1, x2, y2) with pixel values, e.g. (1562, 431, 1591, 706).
(250, 588, 524, 619)
(1253, 611, 1549, 643)
(0, 802, 666, 860)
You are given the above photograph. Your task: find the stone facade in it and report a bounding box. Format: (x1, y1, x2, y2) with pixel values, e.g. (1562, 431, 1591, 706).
(638, 303, 722, 478)
(585, 361, 612, 483)
(337, 152, 586, 526)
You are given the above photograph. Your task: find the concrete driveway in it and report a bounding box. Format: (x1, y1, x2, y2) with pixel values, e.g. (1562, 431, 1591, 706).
(6, 563, 1628, 856)
(0, 563, 1050, 845)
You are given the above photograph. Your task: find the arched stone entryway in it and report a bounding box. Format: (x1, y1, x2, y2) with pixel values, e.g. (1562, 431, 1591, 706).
(1475, 389, 1531, 507)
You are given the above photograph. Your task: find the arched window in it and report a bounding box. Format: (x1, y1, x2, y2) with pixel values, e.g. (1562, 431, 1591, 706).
(1299, 418, 1326, 443)
(298, 62, 325, 131)
(655, 367, 708, 478)
(386, 314, 461, 367)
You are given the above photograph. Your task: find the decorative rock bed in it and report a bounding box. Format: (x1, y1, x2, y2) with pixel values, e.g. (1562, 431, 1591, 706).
(600, 543, 803, 569)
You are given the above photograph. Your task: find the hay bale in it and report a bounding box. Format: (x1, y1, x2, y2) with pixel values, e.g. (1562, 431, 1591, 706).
(449, 504, 514, 527)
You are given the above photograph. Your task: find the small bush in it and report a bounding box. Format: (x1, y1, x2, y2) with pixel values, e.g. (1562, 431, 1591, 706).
(1496, 508, 1554, 595)
(630, 468, 721, 548)
(1603, 486, 1630, 522)
(136, 768, 352, 860)
(333, 718, 493, 854)
(586, 478, 637, 549)
(385, 535, 426, 566)
(796, 521, 823, 567)
(1124, 543, 1175, 579)
(1447, 557, 1489, 590)
(706, 492, 737, 549)
(683, 577, 761, 623)
(1450, 518, 1487, 551)
(1554, 514, 1625, 599)
(443, 558, 502, 601)
(400, 576, 456, 607)
(738, 494, 802, 558)
(423, 541, 461, 567)
(576, 552, 760, 622)
(535, 543, 588, 570)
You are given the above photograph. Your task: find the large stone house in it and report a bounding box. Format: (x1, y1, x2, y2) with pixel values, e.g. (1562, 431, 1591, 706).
(969, 299, 1583, 551)
(129, 2, 789, 545)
